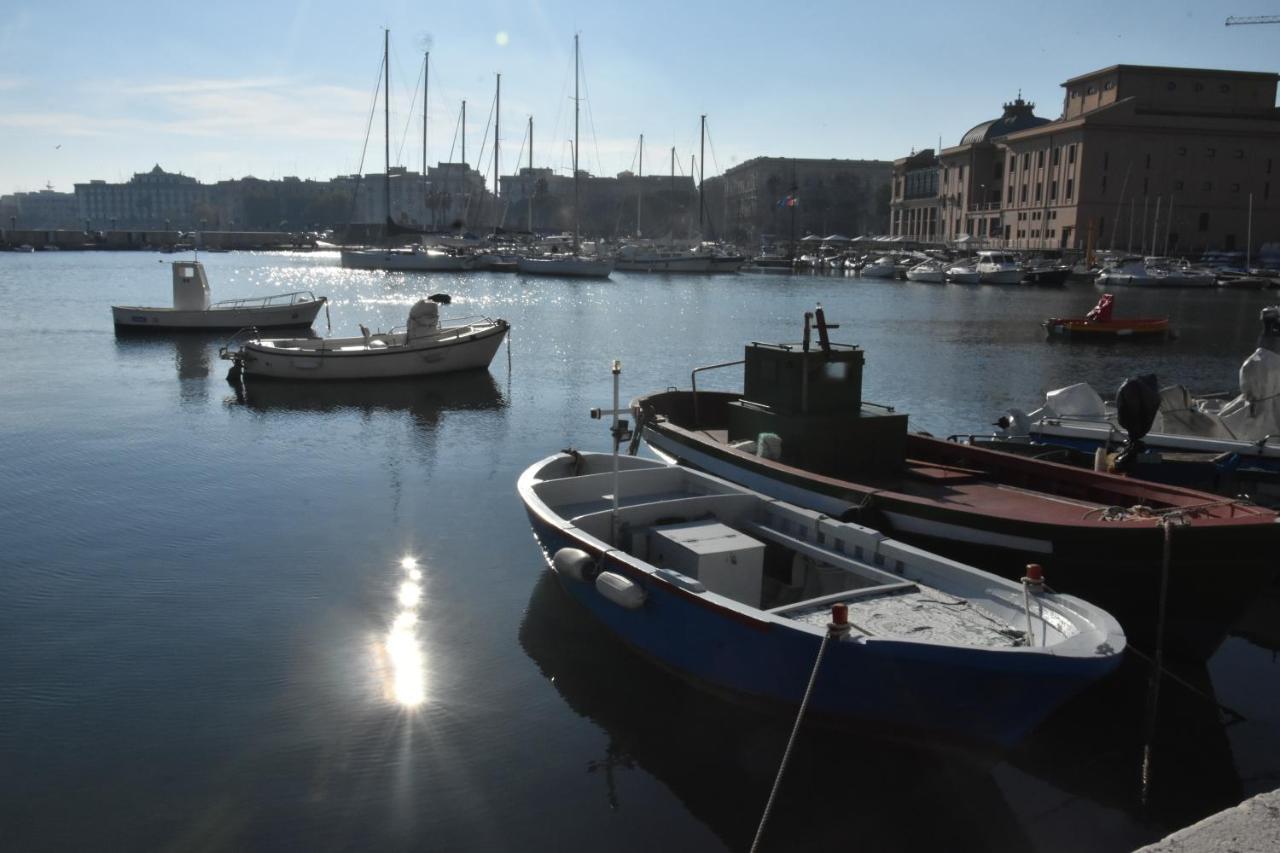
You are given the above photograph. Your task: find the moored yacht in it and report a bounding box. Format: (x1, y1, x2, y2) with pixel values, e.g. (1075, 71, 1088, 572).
(975, 251, 1024, 284)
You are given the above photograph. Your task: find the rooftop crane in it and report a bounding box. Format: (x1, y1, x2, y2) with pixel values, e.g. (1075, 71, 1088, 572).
(1224, 15, 1280, 24)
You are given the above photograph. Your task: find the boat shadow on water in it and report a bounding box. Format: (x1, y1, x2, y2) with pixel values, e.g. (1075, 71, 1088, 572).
(519, 571, 1037, 852)
(520, 569, 1249, 852)
(227, 370, 507, 423)
(113, 328, 273, 381)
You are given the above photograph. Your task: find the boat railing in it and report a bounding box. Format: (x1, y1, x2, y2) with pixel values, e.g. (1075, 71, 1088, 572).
(690, 359, 746, 430)
(218, 326, 261, 359)
(211, 291, 322, 310)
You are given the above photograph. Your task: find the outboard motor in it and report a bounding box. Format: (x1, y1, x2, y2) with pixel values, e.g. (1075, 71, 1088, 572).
(1112, 374, 1160, 474)
(1259, 305, 1280, 354)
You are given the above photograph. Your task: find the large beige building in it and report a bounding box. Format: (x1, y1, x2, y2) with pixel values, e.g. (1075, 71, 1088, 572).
(891, 65, 1280, 256)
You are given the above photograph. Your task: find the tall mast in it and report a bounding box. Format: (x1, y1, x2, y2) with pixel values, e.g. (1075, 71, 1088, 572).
(528, 115, 534, 233)
(573, 33, 580, 252)
(430, 49, 435, 219)
(699, 115, 706, 235)
(637, 133, 643, 238)
(494, 72, 501, 229)
(461, 100, 466, 167)
(383, 29, 391, 227)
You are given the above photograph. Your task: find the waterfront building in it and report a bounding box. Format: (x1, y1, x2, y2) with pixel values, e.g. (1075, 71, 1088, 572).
(890, 65, 1280, 255)
(714, 157, 893, 246)
(889, 150, 941, 242)
(0, 188, 80, 229)
(76, 165, 213, 230)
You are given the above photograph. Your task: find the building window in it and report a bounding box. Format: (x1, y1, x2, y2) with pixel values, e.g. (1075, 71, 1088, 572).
(1193, 82, 1204, 93)
(1232, 183, 1240, 193)
(1006, 186, 1014, 203)
(1198, 212, 1209, 232)
(1143, 177, 1149, 195)
(1052, 147, 1060, 165)
(1037, 150, 1044, 168)
(1020, 185, 1027, 203)
(1050, 180, 1058, 200)
(1103, 152, 1109, 171)
(1202, 181, 1212, 191)
(1174, 180, 1184, 190)
(1145, 153, 1151, 169)
(1101, 175, 1107, 194)
(1066, 178, 1074, 199)
(1087, 85, 1096, 95)
(1206, 148, 1216, 158)
(1068, 145, 1076, 164)
(1035, 184, 1043, 202)
(1166, 81, 1177, 91)
(1022, 153, 1030, 169)
(1177, 146, 1187, 156)
(1268, 159, 1273, 175)
(1104, 80, 1115, 91)
(1265, 183, 1271, 200)
(1234, 149, 1244, 159)
(1220, 83, 1230, 93)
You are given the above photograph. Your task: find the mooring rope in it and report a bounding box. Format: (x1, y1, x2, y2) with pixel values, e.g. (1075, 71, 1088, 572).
(750, 627, 835, 853)
(1082, 497, 1251, 522)
(1140, 512, 1186, 807)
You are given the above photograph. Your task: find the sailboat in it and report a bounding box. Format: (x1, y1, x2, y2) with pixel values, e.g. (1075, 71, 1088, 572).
(341, 34, 474, 273)
(517, 35, 614, 279)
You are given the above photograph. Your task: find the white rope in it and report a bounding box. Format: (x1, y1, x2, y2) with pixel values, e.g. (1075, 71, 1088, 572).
(750, 630, 833, 853)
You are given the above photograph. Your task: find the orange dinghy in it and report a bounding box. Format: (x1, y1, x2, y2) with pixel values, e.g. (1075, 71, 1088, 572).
(1043, 293, 1172, 339)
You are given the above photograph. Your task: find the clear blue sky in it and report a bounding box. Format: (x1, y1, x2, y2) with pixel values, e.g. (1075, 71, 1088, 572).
(1, 0, 1277, 194)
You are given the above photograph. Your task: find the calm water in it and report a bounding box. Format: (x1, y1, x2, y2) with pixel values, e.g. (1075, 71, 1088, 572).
(1, 251, 1276, 852)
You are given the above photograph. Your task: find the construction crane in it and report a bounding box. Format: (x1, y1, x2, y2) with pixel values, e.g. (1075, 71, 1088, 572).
(1225, 15, 1280, 25)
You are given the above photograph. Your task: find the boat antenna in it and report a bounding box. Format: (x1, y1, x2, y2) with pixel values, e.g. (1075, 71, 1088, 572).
(589, 359, 632, 545)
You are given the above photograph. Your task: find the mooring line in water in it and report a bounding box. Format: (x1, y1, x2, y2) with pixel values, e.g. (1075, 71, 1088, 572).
(1140, 513, 1186, 808)
(750, 606, 847, 853)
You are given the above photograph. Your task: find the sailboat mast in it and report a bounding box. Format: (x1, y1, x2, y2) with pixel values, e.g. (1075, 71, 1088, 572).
(384, 30, 391, 227)
(637, 134, 643, 238)
(461, 100, 466, 167)
(698, 115, 706, 235)
(422, 51, 428, 213)
(528, 116, 534, 233)
(573, 33, 580, 252)
(430, 50, 435, 216)
(494, 73, 500, 229)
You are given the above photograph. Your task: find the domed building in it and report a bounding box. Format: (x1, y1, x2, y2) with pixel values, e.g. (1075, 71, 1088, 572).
(958, 96, 1052, 147)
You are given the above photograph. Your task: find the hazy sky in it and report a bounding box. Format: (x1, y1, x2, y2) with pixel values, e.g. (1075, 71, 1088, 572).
(1, 0, 1277, 194)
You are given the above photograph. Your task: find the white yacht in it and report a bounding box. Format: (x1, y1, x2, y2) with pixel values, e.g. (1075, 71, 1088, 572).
(1096, 257, 1217, 288)
(340, 245, 476, 272)
(975, 251, 1024, 284)
(859, 255, 898, 278)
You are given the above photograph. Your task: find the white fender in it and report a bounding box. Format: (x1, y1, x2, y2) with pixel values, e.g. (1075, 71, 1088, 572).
(552, 548, 594, 582)
(596, 571, 646, 609)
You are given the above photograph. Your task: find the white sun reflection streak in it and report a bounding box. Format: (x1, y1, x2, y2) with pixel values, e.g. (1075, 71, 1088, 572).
(386, 555, 426, 708)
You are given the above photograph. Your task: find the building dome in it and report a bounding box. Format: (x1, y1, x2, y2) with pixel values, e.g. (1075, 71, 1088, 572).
(959, 96, 1050, 146)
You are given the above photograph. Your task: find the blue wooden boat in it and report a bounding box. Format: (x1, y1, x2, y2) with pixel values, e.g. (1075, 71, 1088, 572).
(518, 450, 1125, 749)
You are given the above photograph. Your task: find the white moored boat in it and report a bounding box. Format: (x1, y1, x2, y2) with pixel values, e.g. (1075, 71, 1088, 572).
(517, 254, 615, 278)
(904, 260, 945, 283)
(221, 296, 509, 381)
(975, 251, 1024, 284)
(1096, 256, 1217, 288)
(112, 261, 326, 331)
(340, 246, 476, 272)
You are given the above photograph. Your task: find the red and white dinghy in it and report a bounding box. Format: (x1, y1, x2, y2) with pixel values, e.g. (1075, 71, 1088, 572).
(633, 308, 1280, 661)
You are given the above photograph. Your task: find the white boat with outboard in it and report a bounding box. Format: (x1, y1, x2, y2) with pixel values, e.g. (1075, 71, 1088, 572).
(112, 261, 326, 331)
(946, 259, 981, 283)
(519, 393, 1125, 747)
(975, 251, 1024, 284)
(220, 295, 508, 381)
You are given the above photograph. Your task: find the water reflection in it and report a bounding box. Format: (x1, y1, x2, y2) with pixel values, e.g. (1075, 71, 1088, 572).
(112, 329, 226, 380)
(518, 572, 1034, 852)
(230, 371, 506, 428)
(383, 555, 426, 708)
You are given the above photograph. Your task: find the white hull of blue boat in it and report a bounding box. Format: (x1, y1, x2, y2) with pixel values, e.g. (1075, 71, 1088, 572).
(112, 300, 324, 330)
(340, 248, 475, 272)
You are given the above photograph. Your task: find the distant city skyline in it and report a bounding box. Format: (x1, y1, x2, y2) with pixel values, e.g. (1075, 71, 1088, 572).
(1, 0, 1278, 194)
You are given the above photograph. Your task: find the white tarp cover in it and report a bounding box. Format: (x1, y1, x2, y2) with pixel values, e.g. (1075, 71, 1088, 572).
(1043, 383, 1106, 419)
(406, 299, 439, 341)
(1218, 348, 1280, 442)
(1154, 385, 1232, 439)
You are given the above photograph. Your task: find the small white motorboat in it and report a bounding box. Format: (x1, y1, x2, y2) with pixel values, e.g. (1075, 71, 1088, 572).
(221, 295, 509, 381)
(340, 245, 476, 272)
(975, 251, 1025, 285)
(859, 255, 898, 278)
(112, 261, 326, 330)
(945, 260, 981, 284)
(904, 260, 945, 283)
